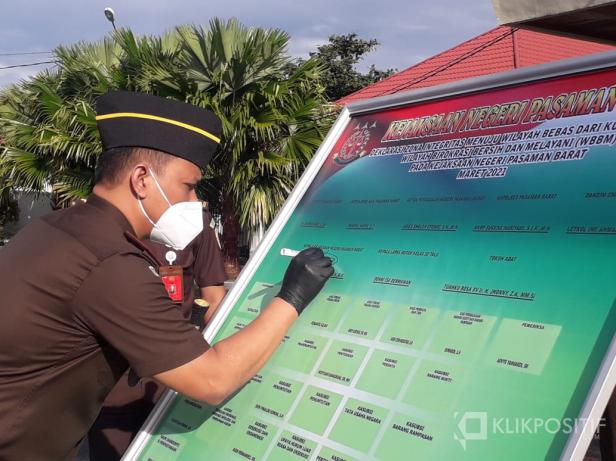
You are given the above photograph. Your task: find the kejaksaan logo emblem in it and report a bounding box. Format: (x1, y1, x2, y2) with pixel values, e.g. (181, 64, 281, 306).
(333, 122, 376, 165)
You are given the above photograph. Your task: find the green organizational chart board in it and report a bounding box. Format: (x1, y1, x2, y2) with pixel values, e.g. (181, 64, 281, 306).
(124, 53, 616, 461)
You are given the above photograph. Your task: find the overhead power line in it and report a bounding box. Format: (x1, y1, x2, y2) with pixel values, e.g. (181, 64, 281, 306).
(0, 61, 57, 71)
(0, 51, 53, 57)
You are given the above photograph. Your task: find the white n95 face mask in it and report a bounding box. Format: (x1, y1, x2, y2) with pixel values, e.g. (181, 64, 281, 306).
(138, 169, 203, 250)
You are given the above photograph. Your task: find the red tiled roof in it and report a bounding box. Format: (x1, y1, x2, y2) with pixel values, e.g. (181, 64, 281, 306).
(337, 26, 614, 106)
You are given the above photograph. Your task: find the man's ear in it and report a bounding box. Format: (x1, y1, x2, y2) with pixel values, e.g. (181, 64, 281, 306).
(129, 164, 150, 199)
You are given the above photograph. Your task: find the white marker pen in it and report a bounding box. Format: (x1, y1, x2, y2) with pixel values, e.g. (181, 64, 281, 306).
(280, 248, 300, 257)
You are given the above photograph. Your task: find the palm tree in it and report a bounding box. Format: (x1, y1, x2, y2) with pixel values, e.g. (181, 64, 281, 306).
(0, 30, 184, 207)
(177, 19, 333, 261)
(0, 19, 333, 263)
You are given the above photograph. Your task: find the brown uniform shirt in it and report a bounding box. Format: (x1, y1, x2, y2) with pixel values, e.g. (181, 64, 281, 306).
(0, 194, 209, 461)
(95, 211, 227, 414)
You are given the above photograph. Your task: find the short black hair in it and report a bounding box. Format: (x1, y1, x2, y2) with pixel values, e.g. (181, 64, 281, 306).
(94, 147, 172, 185)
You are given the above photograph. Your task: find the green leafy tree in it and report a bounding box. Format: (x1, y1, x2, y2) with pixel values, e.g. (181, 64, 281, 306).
(309, 33, 395, 101)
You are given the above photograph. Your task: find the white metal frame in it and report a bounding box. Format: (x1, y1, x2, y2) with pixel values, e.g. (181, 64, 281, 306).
(123, 50, 616, 461)
(122, 107, 352, 460)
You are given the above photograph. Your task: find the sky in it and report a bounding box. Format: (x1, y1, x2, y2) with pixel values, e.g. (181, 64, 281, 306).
(0, 0, 498, 88)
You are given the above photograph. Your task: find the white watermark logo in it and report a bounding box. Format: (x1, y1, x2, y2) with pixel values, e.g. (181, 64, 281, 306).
(453, 411, 488, 450)
(453, 411, 604, 450)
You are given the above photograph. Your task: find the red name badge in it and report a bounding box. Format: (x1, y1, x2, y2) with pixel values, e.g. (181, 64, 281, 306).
(159, 265, 183, 303)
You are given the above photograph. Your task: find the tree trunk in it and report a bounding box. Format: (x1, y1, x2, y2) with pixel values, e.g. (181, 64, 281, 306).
(221, 193, 241, 279)
(249, 222, 264, 257)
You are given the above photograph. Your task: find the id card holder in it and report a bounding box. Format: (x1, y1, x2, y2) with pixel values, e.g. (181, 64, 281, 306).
(159, 265, 183, 303)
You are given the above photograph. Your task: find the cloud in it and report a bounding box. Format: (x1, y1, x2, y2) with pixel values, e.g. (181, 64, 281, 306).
(0, 67, 38, 89)
(0, 59, 55, 90)
(0, 28, 32, 42)
(288, 36, 328, 59)
(0, 0, 499, 87)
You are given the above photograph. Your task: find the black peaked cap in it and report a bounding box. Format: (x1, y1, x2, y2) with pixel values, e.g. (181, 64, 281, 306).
(96, 91, 222, 169)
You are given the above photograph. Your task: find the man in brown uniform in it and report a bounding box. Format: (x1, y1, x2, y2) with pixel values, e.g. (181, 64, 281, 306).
(144, 208, 227, 324)
(88, 208, 227, 460)
(0, 91, 333, 460)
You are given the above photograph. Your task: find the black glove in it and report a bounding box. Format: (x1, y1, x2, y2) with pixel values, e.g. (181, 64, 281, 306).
(277, 247, 334, 315)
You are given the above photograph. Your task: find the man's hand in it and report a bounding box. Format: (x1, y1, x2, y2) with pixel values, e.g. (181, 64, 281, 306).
(276, 247, 334, 315)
